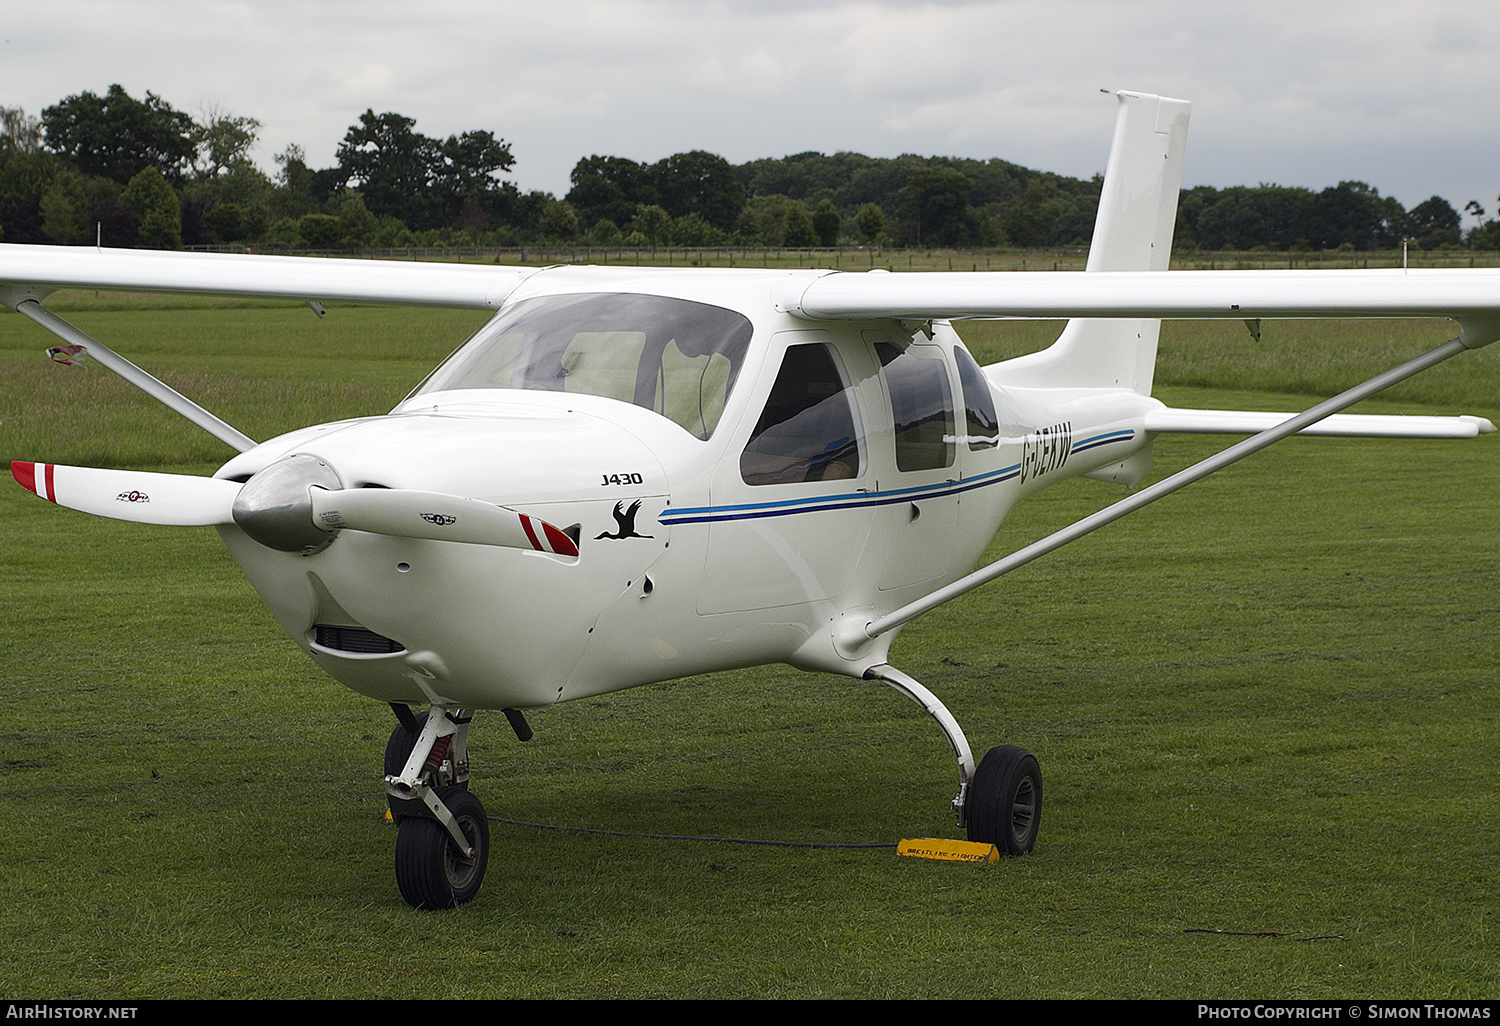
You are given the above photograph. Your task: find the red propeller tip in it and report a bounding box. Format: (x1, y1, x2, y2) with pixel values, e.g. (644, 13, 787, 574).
(11, 461, 48, 499)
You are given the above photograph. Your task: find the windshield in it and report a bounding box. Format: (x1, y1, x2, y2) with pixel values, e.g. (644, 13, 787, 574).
(413, 293, 754, 439)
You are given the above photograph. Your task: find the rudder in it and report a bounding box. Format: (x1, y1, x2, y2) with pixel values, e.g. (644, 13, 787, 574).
(991, 91, 1190, 393)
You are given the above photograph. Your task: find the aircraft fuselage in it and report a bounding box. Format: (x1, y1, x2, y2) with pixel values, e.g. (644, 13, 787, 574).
(212, 271, 1154, 710)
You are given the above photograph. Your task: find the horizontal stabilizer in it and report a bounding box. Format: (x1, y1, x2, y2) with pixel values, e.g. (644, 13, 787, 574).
(11, 461, 239, 525)
(1145, 409, 1495, 438)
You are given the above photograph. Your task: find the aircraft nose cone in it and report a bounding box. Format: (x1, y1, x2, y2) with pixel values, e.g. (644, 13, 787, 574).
(232, 453, 343, 553)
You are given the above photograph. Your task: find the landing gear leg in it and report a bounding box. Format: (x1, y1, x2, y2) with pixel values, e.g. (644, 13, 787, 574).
(864, 664, 1041, 854)
(385, 704, 490, 908)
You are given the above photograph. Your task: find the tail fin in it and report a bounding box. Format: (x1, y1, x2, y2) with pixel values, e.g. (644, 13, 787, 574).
(992, 90, 1190, 392)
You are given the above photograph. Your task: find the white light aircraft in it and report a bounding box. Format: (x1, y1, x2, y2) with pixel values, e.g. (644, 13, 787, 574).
(4, 91, 1496, 909)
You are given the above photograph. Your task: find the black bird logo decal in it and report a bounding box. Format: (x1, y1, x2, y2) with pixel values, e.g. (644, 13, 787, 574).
(595, 499, 654, 540)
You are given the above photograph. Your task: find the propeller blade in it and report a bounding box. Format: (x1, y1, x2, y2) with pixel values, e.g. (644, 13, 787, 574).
(11, 461, 239, 527)
(308, 487, 580, 557)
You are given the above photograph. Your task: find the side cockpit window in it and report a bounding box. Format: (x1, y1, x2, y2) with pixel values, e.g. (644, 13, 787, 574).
(875, 342, 955, 472)
(741, 344, 864, 486)
(954, 345, 999, 450)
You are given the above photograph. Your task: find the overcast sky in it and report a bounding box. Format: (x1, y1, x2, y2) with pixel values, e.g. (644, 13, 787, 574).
(5, 1, 1498, 223)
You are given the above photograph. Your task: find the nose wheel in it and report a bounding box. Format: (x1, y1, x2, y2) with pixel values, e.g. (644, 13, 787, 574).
(394, 785, 490, 909)
(385, 705, 490, 909)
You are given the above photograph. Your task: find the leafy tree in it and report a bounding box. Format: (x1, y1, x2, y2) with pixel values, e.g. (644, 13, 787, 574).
(586, 217, 622, 246)
(269, 144, 323, 219)
(0, 149, 58, 208)
(120, 166, 180, 248)
(36, 170, 130, 246)
(191, 106, 261, 180)
(811, 198, 841, 246)
(1468, 220, 1500, 250)
(668, 211, 730, 246)
(437, 130, 514, 201)
(298, 213, 342, 249)
(43, 85, 196, 185)
(567, 155, 656, 228)
(993, 178, 1077, 247)
(336, 111, 442, 229)
(202, 202, 245, 243)
(0, 106, 44, 159)
(0, 152, 62, 243)
(649, 151, 744, 230)
(736, 150, 866, 204)
(1307, 181, 1404, 250)
(900, 167, 974, 246)
(327, 191, 379, 247)
(335, 111, 514, 232)
(184, 106, 272, 219)
(1192, 184, 1316, 250)
(630, 203, 672, 248)
(993, 183, 1053, 247)
(536, 197, 580, 241)
(1406, 195, 1460, 249)
(854, 202, 885, 245)
(735, 194, 808, 246)
(782, 202, 817, 247)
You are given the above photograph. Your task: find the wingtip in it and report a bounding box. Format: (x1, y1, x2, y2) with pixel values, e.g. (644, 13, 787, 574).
(11, 460, 39, 496)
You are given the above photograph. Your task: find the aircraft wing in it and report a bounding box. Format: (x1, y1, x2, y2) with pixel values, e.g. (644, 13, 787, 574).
(0, 244, 532, 309)
(772, 268, 1500, 347)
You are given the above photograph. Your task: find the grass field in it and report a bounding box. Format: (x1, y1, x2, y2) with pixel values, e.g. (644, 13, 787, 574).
(0, 295, 1496, 999)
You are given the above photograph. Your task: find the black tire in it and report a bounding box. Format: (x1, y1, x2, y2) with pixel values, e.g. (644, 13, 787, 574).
(394, 786, 489, 909)
(966, 744, 1042, 855)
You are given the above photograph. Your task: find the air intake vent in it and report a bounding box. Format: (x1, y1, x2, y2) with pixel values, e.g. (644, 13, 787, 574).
(313, 624, 405, 654)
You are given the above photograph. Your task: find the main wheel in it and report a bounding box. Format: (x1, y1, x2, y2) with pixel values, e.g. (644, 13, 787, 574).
(966, 744, 1042, 855)
(394, 785, 490, 909)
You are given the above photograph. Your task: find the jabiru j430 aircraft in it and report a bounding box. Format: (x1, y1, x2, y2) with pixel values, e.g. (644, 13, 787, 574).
(3, 91, 1496, 908)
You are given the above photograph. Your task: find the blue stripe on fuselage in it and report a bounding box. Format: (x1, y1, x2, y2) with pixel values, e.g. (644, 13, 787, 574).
(658, 430, 1136, 526)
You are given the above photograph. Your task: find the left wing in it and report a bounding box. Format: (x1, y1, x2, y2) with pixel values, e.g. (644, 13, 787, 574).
(0, 244, 534, 309)
(0, 245, 542, 452)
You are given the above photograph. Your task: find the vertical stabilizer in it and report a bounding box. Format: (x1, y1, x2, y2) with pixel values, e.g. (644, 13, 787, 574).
(992, 91, 1190, 392)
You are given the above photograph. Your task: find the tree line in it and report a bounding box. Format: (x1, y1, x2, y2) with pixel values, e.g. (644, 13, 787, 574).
(2, 85, 1497, 253)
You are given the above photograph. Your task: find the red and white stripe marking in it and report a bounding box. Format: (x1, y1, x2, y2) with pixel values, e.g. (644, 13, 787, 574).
(11, 461, 56, 502)
(518, 512, 579, 557)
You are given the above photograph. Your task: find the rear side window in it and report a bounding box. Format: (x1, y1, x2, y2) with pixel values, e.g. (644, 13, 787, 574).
(741, 344, 864, 485)
(875, 342, 955, 472)
(954, 346, 999, 449)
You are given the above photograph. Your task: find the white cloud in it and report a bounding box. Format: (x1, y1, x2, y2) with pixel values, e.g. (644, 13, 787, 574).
(3, 0, 1496, 208)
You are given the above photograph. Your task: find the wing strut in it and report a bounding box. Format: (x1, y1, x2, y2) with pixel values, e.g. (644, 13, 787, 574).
(13, 299, 257, 452)
(847, 335, 1475, 644)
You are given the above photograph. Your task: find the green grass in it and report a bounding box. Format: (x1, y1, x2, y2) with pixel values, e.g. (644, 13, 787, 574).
(0, 299, 1496, 998)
